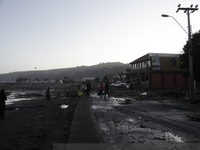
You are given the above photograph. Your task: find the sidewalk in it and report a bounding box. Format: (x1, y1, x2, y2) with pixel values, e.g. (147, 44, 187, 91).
(68, 95, 104, 143)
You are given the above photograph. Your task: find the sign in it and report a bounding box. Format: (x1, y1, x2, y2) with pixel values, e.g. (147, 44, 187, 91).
(152, 56, 160, 70)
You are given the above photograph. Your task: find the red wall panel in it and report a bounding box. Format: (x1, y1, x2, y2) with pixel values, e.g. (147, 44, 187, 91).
(176, 74, 188, 87)
(151, 73, 162, 87)
(164, 74, 173, 87)
(150, 73, 189, 88)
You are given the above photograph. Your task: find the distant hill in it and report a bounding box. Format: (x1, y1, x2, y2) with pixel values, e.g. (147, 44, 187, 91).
(0, 62, 130, 82)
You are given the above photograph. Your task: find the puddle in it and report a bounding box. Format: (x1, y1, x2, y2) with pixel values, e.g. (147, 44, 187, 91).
(6, 98, 35, 105)
(60, 105, 68, 109)
(91, 105, 113, 110)
(92, 94, 135, 107)
(139, 92, 147, 96)
(165, 132, 184, 143)
(91, 92, 134, 106)
(109, 97, 125, 101)
(5, 101, 15, 105)
(6, 91, 42, 105)
(127, 118, 135, 123)
(90, 93, 100, 98)
(109, 97, 125, 106)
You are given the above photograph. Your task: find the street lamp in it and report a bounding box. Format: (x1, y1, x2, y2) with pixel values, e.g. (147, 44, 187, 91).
(35, 67, 37, 79)
(161, 11, 195, 103)
(161, 14, 188, 34)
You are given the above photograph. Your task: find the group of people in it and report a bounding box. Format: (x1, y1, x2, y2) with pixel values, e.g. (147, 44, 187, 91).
(81, 81, 109, 97)
(82, 81, 91, 96)
(98, 81, 109, 97)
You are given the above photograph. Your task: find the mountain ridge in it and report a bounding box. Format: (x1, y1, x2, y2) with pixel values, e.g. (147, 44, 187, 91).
(0, 62, 130, 82)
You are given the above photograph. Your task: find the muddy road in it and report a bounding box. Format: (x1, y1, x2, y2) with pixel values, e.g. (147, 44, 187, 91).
(90, 88, 200, 149)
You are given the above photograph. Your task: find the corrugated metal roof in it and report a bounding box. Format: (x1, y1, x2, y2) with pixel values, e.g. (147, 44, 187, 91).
(148, 53, 178, 57)
(129, 54, 150, 64)
(129, 53, 178, 64)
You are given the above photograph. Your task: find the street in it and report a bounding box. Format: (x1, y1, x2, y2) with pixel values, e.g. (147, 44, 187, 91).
(90, 91, 200, 149)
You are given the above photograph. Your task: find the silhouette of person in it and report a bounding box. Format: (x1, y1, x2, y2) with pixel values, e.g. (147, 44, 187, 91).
(99, 82, 104, 97)
(104, 81, 109, 98)
(86, 81, 91, 96)
(0, 89, 7, 119)
(46, 87, 50, 101)
(82, 82, 86, 94)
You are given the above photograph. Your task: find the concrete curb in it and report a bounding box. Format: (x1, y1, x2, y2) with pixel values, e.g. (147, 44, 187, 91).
(68, 95, 104, 143)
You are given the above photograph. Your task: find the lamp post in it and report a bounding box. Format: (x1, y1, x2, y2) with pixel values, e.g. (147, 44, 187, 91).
(35, 67, 37, 79)
(161, 4, 198, 103)
(161, 14, 194, 103)
(161, 14, 188, 34)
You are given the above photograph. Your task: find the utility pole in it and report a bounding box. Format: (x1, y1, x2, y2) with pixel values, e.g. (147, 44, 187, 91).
(176, 4, 198, 103)
(35, 67, 37, 79)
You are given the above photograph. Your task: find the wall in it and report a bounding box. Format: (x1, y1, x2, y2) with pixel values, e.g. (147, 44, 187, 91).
(150, 73, 162, 87)
(150, 73, 189, 88)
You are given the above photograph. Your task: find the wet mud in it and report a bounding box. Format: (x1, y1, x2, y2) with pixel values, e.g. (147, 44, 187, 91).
(90, 92, 200, 149)
(0, 84, 80, 150)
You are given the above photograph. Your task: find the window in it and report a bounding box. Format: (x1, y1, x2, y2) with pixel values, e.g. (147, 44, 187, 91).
(148, 60, 151, 67)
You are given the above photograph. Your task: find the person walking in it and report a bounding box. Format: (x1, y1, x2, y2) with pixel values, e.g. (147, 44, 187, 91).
(104, 81, 109, 98)
(82, 82, 85, 94)
(0, 89, 7, 119)
(45, 87, 50, 101)
(99, 82, 104, 97)
(86, 81, 91, 96)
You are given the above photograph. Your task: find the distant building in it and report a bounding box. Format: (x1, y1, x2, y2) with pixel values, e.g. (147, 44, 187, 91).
(127, 53, 189, 88)
(49, 79, 63, 84)
(79, 77, 95, 82)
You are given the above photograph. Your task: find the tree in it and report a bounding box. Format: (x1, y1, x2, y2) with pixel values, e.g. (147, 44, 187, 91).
(94, 77, 100, 82)
(44, 78, 49, 81)
(16, 77, 28, 83)
(180, 31, 200, 82)
(33, 78, 39, 82)
(64, 76, 70, 80)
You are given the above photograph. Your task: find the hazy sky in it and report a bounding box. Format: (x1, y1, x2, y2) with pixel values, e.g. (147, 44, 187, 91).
(0, 0, 200, 74)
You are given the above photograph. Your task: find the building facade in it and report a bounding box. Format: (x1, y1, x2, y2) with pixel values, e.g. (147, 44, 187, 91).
(127, 53, 189, 88)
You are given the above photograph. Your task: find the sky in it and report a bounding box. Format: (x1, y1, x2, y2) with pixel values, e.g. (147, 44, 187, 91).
(0, 0, 200, 74)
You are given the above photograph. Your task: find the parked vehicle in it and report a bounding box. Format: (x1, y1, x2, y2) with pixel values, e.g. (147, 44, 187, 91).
(111, 81, 126, 87)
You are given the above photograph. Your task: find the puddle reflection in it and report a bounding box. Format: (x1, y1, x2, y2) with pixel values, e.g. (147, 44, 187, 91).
(91, 92, 135, 107)
(92, 105, 113, 110)
(60, 105, 68, 109)
(6, 97, 35, 105)
(127, 118, 135, 123)
(165, 132, 184, 143)
(6, 91, 41, 105)
(90, 93, 100, 98)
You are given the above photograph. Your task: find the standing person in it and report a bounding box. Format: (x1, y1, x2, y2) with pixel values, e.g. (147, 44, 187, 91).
(67, 86, 71, 97)
(45, 87, 50, 101)
(86, 81, 91, 96)
(0, 89, 7, 120)
(99, 82, 104, 97)
(82, 82, 85, 94)
(104, 81, 109, 98)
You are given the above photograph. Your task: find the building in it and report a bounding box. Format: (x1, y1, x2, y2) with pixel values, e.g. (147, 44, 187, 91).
(79, 77, 95, 82)
(127, 53, 189, 88)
